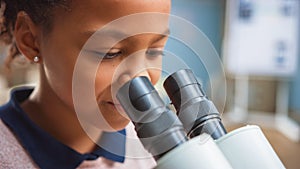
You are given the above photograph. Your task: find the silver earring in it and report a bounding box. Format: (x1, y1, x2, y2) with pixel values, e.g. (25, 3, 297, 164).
(33, 56, 39, 63)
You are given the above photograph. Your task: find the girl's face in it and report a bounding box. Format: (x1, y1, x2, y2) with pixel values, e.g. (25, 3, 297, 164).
(38, 0, 171, 130)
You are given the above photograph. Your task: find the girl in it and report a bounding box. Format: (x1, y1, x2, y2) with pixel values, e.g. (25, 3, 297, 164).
(0, 0, 170, 168)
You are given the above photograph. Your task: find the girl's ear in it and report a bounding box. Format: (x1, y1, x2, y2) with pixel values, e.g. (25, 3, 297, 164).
(13, 11, 41, 62)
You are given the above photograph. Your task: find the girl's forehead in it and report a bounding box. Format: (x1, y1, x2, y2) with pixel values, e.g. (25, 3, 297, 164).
(50, 0, 171, 34)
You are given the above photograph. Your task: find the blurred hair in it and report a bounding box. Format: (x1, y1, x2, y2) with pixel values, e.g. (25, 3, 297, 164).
(0, 0, 70, 67)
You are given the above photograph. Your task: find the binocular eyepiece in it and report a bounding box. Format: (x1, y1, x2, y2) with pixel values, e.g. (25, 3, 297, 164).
(116, 69, 226, 159)
(164, 69, 227, 139)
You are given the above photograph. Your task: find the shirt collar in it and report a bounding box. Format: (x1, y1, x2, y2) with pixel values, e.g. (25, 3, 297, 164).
(0, 87, 126, 169)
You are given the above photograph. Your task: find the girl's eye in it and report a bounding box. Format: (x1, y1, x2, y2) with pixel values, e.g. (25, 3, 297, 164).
(90, 49, 122, 59)
(146, 48, 165, 58)
(103, 51, 122, 59)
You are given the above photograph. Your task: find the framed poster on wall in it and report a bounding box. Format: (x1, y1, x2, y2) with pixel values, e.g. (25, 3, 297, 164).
(223, 0, 300, 77)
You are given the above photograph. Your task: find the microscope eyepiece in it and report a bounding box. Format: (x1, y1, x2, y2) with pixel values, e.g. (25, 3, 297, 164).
(116, 76, 187, 160)
(164, 69, 227, 139)
(163, 69, 205, 111)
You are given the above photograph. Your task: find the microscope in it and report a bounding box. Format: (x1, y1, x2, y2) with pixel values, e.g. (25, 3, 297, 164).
(116, 69, 285, 169)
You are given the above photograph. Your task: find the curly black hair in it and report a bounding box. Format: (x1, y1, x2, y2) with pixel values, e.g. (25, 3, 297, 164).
(0, 0, 70, 66)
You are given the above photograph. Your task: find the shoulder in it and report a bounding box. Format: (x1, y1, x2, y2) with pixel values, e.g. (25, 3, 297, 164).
(0, 120, 38, 168)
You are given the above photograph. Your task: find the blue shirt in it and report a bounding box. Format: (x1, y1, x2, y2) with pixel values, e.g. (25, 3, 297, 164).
(0, 87, 126, 169)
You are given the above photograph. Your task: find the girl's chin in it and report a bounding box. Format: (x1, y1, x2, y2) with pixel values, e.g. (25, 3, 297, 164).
(108, 118, 131, 131)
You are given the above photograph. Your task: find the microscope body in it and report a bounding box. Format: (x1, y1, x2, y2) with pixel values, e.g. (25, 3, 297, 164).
(155, 125, 285, 169)
(155, 133, 232, 169)
(116, 69, 285, 169)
